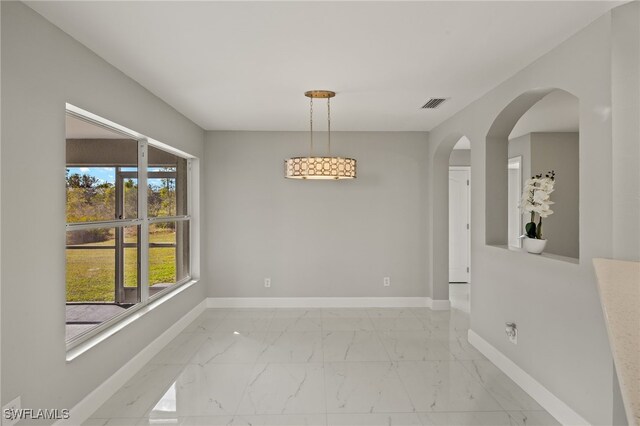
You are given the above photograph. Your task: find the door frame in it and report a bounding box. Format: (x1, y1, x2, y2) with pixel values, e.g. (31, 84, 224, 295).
(449, 166, 471, 283)
(508, 156, 523, 248)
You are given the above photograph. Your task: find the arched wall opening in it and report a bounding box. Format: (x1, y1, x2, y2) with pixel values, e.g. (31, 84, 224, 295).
(449, 136, 472, 312)
(485, 88, 580, 260)
(430, 132, 469, 306)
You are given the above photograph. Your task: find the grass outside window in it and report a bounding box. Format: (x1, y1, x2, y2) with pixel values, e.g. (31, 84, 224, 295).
(66, 230, 176, 302)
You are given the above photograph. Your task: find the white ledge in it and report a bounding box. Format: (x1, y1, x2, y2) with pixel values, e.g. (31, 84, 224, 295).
(593, 258, 640, 426)
(488, 244, 579, 264)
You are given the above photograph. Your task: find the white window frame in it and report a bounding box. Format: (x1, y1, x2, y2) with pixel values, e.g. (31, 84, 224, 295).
(65, 104, 196, 357)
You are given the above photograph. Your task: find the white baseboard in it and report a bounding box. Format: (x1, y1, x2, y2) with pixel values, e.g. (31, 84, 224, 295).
(206, 296, 449, 309)
(430, 299, 451, 310)
(467, 329, 590, 426)
(56, 299, 207, 426)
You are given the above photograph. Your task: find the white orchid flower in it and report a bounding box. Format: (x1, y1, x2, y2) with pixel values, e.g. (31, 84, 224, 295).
(539, 208, 554, 218)
(539, 178, 555, 193)
(533, 191, 549, 203)
(519, 171, 555, 239)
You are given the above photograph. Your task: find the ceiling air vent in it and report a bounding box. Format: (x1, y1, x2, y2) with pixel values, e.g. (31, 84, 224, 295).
(421, 98, 448, 109)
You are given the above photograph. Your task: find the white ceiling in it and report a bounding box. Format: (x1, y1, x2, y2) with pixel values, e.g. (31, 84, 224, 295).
(28, 1, 616, 131)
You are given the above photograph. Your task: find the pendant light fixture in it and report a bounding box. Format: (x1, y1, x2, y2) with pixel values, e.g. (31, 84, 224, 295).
(284, 90, 356, 180)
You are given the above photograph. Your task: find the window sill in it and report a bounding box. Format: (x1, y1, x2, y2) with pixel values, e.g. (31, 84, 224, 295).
(66, 279, 198, 362)
(488, 244, 580, 265)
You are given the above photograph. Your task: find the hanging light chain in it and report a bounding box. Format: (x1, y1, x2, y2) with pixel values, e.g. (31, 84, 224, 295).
(309, 96, 314, 159)
(309, 93, 332, 158)
(327, 96, 331, 156)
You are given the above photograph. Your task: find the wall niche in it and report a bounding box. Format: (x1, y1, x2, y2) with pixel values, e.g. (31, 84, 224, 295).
(487, 88, 579, 260)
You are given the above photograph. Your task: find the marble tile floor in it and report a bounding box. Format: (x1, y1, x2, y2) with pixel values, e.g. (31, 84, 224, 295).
(85, 299, 559, 425)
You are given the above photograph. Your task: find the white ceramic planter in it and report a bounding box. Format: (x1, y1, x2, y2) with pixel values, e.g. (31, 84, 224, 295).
(523, 237, 547, 254)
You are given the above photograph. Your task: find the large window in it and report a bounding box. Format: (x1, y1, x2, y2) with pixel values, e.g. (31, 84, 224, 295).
(65, 108, 193, 346)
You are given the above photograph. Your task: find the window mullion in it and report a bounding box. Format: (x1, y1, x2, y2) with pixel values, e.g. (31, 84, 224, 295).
(65, 219, 142, 231)
(115, 168, 124, 304)
(138, 140, 149, 303)
(148, 215, 190, 223)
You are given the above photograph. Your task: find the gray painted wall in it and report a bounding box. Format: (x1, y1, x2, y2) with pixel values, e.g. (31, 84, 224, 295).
(427, 10, 629, 424)
(530, 132, 579, 259)
(1, 2, 205, 418)
(448, 149, 470, 166)
(611, 2, 640, 261)
(507, 134, 531, 187)
(610, 3, 640, 420)
(204, 131, 430, 298)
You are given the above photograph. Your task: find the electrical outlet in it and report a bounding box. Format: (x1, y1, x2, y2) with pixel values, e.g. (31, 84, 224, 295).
(383, 277, 391, 287)
(505, 322, 517, 344)
(264, 278, 271, 288)
(2, 396, 21, 426)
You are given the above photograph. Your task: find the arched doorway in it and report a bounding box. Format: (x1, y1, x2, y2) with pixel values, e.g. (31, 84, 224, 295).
(429, 132, 469, 310)
(448, 136, 472, 312)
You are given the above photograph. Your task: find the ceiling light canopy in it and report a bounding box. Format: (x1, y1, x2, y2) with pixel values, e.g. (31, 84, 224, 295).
(284, 90, 356, 180)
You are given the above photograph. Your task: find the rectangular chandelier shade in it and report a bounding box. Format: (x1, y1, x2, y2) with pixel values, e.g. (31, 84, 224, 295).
(284, 156, 356, 180)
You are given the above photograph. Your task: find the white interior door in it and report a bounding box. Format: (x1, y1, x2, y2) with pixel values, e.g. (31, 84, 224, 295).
(449, 168, 470, 283)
